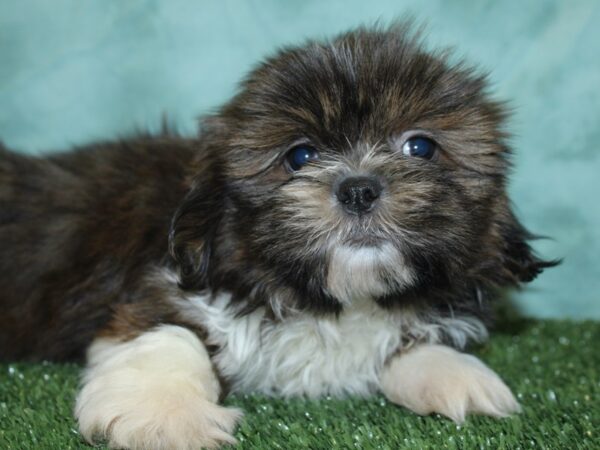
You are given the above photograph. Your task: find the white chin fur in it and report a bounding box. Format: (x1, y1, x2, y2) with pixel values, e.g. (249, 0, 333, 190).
(380, 344, 521, 423)
(327, 242, 414, 302)
(75, 325, 242, 450)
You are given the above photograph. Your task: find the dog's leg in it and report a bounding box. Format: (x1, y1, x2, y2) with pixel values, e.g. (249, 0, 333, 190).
(380, 344, 520, 423)
(75, 324, 241, 450)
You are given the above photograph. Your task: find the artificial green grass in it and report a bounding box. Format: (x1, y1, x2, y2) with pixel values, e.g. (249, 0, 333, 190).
(1, 319, 598, 449)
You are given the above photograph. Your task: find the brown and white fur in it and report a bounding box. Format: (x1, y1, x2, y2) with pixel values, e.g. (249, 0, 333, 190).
(0, 23, 556, 449)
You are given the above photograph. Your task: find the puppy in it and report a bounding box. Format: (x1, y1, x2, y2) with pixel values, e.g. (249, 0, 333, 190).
(0, 23, 555, 449)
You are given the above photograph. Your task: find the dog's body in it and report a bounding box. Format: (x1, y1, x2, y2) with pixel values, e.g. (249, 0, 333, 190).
(0, 137, 196, 360)
(0, 24, 554, 449)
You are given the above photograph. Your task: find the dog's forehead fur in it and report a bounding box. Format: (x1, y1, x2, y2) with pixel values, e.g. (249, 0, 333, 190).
(218, 25, 509, 178)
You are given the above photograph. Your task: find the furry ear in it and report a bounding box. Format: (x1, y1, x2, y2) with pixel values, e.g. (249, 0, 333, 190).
(495, 209, 560, 285)
(168, 161, 225, 291)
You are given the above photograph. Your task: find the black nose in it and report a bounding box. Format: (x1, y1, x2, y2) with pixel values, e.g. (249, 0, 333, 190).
(336, 176, 382, 214)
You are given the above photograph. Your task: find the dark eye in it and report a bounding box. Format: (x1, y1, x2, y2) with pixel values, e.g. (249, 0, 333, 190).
(285, 145, 320, 171)
(401, 136, 437, 160)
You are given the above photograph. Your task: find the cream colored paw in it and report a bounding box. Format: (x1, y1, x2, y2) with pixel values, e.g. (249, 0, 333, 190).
(380, 344, 520, 423)
(76, 389, 241, 449)
(75, 325, 242, 449)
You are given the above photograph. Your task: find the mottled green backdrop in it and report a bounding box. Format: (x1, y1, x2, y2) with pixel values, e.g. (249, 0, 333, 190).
(1, 1, 598, 318)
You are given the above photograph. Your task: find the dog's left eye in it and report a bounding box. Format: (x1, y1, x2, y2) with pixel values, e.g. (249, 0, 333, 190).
(401, 137, 437, 160)
(285, 145, 320, 171)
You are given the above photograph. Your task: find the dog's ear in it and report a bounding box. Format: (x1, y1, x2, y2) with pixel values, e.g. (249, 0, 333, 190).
(492, 206, 559, 285)
(168, 158, 225, 291)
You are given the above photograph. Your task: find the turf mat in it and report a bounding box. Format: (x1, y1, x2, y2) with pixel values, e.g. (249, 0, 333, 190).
(1, 319, 598, 449)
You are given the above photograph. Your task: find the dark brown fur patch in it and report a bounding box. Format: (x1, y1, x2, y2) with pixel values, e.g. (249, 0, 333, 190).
(0, 135, 199, 359)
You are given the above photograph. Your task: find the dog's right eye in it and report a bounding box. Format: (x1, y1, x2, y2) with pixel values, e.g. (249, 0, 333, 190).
(285, 145, 320, 172)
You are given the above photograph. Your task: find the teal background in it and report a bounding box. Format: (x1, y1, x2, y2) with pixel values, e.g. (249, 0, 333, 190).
(0, 1, 598, 319)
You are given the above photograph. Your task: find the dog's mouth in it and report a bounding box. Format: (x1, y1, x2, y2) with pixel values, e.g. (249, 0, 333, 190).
(342, 233, 386, 247)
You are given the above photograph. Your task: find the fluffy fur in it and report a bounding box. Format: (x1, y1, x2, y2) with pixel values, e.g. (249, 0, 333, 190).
(169, 269, 488, 398)
(0, 22, 556, 449)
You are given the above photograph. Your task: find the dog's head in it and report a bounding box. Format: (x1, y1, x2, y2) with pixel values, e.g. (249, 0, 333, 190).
(170, 24, 556, 317)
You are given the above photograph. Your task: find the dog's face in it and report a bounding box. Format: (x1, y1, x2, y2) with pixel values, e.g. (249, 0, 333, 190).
(170, 25, 553, 317)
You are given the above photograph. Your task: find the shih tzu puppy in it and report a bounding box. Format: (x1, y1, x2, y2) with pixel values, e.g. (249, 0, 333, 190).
(0, 23, 555, 449)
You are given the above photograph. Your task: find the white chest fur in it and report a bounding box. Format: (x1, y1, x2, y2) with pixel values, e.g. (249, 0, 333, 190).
(172, 289, 487, 399)
(180, 294, 405, 397)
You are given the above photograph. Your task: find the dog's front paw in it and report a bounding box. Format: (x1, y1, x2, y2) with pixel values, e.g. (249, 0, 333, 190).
(76, 386, 241, 449)
(380, 344, 520, 423)
(75, 326, 242, 449)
